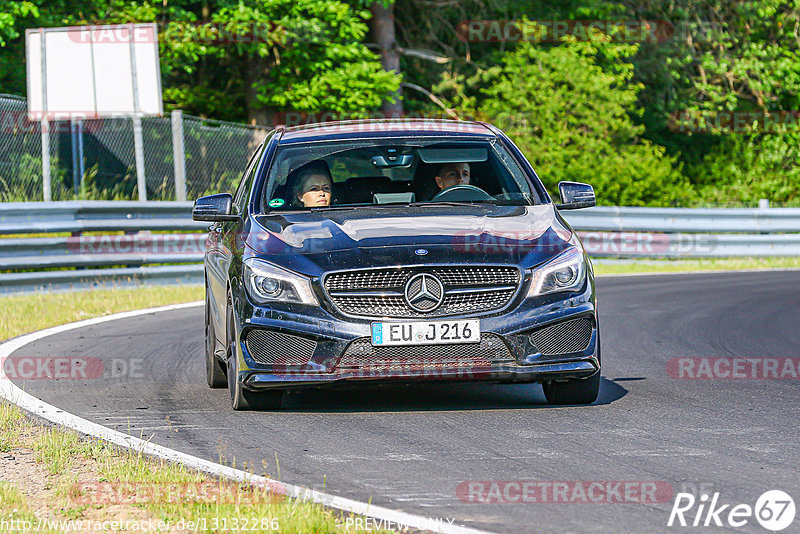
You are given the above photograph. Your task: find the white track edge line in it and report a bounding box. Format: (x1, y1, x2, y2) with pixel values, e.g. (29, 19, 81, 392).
(0, 301, 492, 534)
(595, 266, 800, 278)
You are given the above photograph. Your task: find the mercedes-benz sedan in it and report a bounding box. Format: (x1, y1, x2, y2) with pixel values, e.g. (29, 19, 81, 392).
(194, 119, 600, 410)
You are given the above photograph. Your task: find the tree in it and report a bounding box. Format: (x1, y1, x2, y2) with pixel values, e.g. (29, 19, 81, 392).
(362, 0, 403, 116)
(0, 0, 401, 124)
(440, 27, 692, 206)
(693, 131, 800, 204)
(625, 0, 800, 186)
(101, 0, 401, 124)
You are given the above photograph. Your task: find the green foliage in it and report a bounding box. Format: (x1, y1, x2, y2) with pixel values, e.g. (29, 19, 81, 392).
(440, 26, 692, 206)
(693, 132, 800, 204)
(209, 0, 400, 114)
(0, 0, 400, 122)
(0, 1, 38, 46)
(628, 1, 800, 160)
(97, 0, 401, 121)
(0, 153, 68, 202)
(1, 0, 799, 206)
(76, 164, 139, 200)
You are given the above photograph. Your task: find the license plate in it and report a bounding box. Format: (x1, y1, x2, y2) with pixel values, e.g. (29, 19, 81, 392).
(371, 319, 480, 346)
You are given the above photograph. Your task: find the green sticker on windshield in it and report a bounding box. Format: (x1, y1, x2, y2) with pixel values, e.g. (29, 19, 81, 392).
(268, 198, 285, 208)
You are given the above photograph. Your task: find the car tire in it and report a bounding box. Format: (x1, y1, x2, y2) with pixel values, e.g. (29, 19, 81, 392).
(542, 371, 600, 405)
(543, 336, 601, 405)
(205, 291, 227, 388)
(227, 344, 284, 411)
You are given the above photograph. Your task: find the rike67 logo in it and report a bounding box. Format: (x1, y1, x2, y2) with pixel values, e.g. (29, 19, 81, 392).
(668, 490, 796, 531)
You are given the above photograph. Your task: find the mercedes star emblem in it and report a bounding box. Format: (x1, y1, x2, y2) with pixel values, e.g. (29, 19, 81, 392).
(404, 273, 445, 313)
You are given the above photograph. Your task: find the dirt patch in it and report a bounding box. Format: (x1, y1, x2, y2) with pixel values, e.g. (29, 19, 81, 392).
(0, 426, 189, 533)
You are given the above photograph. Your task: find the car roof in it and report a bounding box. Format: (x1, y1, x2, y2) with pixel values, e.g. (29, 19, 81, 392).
(278, 119, 497, 145)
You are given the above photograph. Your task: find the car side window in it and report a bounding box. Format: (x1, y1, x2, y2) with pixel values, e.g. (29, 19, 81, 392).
(234, 144, 264, 215)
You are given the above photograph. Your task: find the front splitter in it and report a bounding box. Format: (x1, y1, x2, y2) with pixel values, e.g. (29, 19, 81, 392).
(242, 359, 599, 390)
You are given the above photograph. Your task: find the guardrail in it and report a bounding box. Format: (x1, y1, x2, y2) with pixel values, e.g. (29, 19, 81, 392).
(565, 206, 800, 233)
(567, 206, 800, 258)
(0, 202, 798, 293)
(0, 202, 207, 293)
(0, 201, 206, 234)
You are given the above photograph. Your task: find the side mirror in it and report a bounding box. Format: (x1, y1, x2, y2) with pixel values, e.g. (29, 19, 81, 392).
(192, 193, 240, 222)
(555, 181, 596, 210)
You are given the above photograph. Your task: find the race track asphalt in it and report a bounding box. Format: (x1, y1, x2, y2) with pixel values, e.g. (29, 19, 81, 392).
(9, 271, 800, 533)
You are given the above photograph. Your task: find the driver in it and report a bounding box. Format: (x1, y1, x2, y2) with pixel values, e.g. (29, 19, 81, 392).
(435, 162, 471, 191)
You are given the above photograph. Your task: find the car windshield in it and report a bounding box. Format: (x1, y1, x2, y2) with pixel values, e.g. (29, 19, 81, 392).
(259, 138, 540, 211)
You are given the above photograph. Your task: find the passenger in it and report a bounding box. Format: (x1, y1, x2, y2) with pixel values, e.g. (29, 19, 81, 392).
(435, 162, 471, 191)
(292, 160, 333, 207)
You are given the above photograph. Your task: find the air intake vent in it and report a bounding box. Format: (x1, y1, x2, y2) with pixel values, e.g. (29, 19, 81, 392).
(245, 330, 317, 366)
(338, 333, 513, 368)
(530, 318, 593, 356)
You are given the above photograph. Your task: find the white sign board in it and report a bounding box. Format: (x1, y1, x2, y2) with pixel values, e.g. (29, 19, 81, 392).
(26, 23, 162, 120)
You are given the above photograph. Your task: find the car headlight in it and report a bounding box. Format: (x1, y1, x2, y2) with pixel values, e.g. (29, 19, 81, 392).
(527, 246, 587, 297)
(243, 258, 319, 306)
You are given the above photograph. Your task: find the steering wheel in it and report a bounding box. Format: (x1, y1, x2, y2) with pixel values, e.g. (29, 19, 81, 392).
(431, 184, 492, 202)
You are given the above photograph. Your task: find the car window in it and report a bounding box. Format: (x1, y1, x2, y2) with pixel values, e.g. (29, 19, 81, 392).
(234, 144, 264, 214)
(260, 138, 539, 211)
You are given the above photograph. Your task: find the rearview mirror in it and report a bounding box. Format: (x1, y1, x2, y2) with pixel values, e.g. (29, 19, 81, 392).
(192, 193, 240, 222)
(555, 181, 596, 210)
(371, 154, 414, 167)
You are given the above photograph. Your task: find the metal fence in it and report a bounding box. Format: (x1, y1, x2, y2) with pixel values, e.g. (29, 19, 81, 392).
(1, 202, 799, 293)
(0, 94, 268, 202)
(0, 201, 206, 293)
(566, 206, 800, 258)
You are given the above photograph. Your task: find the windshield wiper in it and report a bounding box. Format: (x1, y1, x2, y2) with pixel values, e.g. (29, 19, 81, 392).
(305, 200, 507, 211)
(308, 205, 359, 211)
(409, 200, 498, 207)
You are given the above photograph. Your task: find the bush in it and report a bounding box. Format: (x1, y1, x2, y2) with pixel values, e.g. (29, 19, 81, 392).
(476, 39, 693, 206)
(691, 132, 800, 205)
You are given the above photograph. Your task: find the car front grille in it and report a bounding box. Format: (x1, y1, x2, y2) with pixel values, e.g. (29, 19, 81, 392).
(337, 333, 514, 369)
(324, 266, 521, 318)
(530, 318, 593, 355)
(244, 329, 317, 366)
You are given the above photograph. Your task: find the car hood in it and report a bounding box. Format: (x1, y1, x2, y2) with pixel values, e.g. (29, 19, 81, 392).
(246, 204, 574, 276)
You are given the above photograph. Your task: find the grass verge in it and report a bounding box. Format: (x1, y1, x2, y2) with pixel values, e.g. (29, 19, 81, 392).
(0, 285, 203, 341)
(593, 256, 800, 276)
(0, 402, 384, 532)
(0, 286, 392, 533)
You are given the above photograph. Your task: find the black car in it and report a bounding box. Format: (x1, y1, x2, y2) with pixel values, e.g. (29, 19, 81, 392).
(194, 119, 600, 410)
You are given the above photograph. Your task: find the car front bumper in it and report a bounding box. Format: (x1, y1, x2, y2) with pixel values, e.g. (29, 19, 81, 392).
(232, 278, 599, 392)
